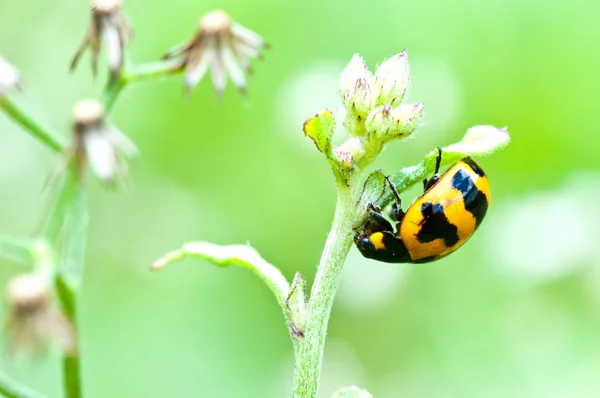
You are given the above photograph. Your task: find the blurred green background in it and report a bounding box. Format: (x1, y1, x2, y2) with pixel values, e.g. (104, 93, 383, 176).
(1, 0, 600, 397)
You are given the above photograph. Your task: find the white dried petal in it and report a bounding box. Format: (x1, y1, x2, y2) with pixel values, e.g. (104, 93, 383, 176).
(83, 128, 118, 182)
(0, 57, 20, 95)
(101, 19, 123, 72)
(106, 127, 138, 157)
(185, 43, 215, 89)
(222, 46, 246, 90)
(231, 23, 266, 48)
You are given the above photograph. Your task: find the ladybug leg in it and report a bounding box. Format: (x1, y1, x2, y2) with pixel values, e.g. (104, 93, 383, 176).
(434, 147, 442, 174)
(423, 147, 444, 192)
(384, 175, 406, 228)
(362, 205, 393, 234)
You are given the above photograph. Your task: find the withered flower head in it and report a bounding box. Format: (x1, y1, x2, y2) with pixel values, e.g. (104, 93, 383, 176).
(72, 98, 138, 184)
(4, 273, 75, 354)
(163, 10, 269, 96)
(0, 56, 21, 97)
(71, 0, 132, 81)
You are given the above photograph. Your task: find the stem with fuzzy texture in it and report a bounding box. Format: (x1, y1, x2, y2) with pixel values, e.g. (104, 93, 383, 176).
(0, 96, 64, 152)
(292, 182, 358, 397)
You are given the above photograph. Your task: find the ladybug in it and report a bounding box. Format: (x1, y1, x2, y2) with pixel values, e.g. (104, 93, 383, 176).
(354, 148, 490, 263)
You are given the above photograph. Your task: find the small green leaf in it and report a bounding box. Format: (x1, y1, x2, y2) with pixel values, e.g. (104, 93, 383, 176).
(286, 272, 307, 339)
(330, 386, 373, 398)
(152, 242, 291, 326)
(356, 169, 386, 214)
(303, 110, 336, 156)
(0, 237, 34, 265)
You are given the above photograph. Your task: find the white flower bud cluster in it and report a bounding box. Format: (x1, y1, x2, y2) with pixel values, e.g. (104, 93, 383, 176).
(335, 51, 424, 168)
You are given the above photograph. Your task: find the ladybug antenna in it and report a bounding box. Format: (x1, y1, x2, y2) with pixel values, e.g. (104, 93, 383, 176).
(434, 147, 443, 175)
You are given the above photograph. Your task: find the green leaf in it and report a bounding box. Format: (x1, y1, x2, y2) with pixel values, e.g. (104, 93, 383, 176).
(151, 242, 291, 325)
(303, 110, 336, 156)
(286, 272, 307, 339)
(0, 237, 34, 265)
(330, 386, 373, 398)
(444, 125, 510, 158)
(356, 169, 386, 214)
(376, 125, 510, 209)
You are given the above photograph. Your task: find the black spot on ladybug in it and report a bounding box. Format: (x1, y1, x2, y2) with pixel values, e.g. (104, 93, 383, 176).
(416, 202, 460, 247)
(463, 157, 485, 177)
(451, 169, 489, 226)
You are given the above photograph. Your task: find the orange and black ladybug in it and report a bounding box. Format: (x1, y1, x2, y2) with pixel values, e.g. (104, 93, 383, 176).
(354, 148, 490, 263)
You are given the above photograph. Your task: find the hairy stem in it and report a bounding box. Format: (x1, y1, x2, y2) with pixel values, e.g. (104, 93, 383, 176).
(0, 96, 64, 152)
(292, 184, 358, 397)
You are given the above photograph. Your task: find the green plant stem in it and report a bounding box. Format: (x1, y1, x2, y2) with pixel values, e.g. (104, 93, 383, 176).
(41, 170, 86, 398)
(0, 371, 47, 398)
(0, 96, 64, 152)
(292, 184, 358, 397)
(63, 353, 81, 398)
(103, 60, 180, 112)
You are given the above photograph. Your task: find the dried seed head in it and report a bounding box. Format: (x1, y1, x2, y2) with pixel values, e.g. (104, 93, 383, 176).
(7, 274, 49, 316)
(199, 10, 232, 35)
(69, 98, 137, 184)
(164, 10, 268, 96)
(4, 273, 75, 354)
(71, 0, 131, 80)
(73, 98, 105, 127)
(92, 0, 122, 14)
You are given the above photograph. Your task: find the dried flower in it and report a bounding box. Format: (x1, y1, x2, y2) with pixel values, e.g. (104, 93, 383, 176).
(71, 99, 137, 184)
(71, 0, 132, 81)
(4, 273, 75, 354)
(163, 10, 269, 96)
(0, 56, 21, 97)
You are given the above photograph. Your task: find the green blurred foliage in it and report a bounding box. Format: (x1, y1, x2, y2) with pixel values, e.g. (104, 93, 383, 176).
(1, 0, 599, 397)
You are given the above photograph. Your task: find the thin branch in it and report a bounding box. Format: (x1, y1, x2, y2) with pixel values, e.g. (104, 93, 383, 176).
(0, 370, 47, 398)
(0, 96, 64, 152)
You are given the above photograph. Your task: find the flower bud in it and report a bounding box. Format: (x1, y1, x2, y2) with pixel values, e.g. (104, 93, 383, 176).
(7, 274, 49, 317)
(339, 55, 373, 119)
(333, 137, 364, 170)
(286, 272, 307, 339)
(365, 102, 423, 143)
(373, 50, 410, 107)
(0, 56, 20, 97)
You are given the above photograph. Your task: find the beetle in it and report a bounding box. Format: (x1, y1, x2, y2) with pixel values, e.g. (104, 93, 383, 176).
(354, 148, 490, 263)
